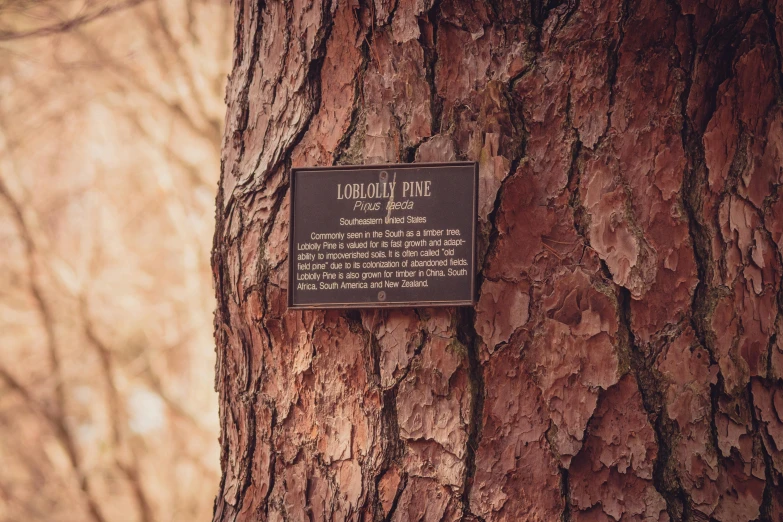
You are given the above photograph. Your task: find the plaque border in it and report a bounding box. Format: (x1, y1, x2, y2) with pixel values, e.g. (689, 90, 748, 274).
(287, 161, 478, 310)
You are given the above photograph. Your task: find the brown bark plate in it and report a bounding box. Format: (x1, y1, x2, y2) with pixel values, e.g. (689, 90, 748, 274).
(288, 162, 478, 309)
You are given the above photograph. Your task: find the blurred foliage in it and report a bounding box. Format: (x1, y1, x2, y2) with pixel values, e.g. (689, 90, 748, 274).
(0, 1, 232, 520)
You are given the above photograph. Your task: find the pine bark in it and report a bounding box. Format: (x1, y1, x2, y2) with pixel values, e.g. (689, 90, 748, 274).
(212, 0, 783, 520)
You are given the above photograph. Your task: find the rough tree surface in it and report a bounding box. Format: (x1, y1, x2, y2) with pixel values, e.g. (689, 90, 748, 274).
(212, 0, 783, 520)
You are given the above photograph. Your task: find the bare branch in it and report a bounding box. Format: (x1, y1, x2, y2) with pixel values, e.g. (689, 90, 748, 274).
(0, 366, 52, 423)
(0, 179, 108, 522)
(0, 364, 108, 522)
(81, 299, 154, 522)
(73, 28, 222, 144)
(0, 0, 148, 42)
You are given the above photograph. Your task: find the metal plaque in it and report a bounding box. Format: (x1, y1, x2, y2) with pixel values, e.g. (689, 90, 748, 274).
(288, 162, 478, 309)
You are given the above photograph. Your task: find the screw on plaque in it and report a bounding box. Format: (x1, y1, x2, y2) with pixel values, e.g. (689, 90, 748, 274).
(377, 291, 386, 301)
(379, 171, 388, 181)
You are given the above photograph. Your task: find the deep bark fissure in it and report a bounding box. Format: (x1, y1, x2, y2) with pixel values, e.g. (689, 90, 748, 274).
(617, 288, 693, 522)
(478, 82, 528, 274)
(761, 0, 783, 94)
(761, 194, 783, 384)
(350, 305, 426, 520)
(565, 90, 586, 240)
(380, 384, 405, 460)
(234, 399, 258, 518)
(755, 197, 783, 390)
(391, 329, 429, 389)
(670, 15, 783, 520)
(677, 8, 729, 485)
(422, 0, 443, 136)
(228, 1, 265, 194)
(672, 8, 783, 512)
(558, 465, 572, 522)
(255, 276, 279, 521)
(760, 0, 783, 391)
(262, 405, 278, 518)
(456, 306, 485, 519)
(452, 70, 530, 514)
(602, 0, 630, 142)
(247, 7, 293, 184)
(333, 67, 367, 166)
(344, 310, 384, 517)
(334, 4, 372, 166)
(385, 0, 401, 28)
(259, 8, 332, 191)
(530, 0, 572, 30)
(747, 380, 776, 522)
(381, 471, 407, 522)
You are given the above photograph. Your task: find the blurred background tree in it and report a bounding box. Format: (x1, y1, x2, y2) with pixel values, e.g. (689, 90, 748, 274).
(0, 1, 231, 520)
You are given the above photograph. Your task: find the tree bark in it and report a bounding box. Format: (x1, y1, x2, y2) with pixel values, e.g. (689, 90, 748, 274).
(212, 0, 783, 520)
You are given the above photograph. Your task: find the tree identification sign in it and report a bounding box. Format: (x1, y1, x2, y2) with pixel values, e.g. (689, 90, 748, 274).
(288, 162, 478, 309)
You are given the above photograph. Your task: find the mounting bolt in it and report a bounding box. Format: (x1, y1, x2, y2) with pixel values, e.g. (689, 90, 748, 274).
(379, 171, 388, 181)
(377, 291, 386, 301)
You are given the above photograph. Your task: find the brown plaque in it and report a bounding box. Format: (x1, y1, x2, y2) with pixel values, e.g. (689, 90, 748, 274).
(288, 162, 478, 309)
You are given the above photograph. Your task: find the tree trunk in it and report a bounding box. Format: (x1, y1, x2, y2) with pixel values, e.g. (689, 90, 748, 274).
(212, 0, 783, 520)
